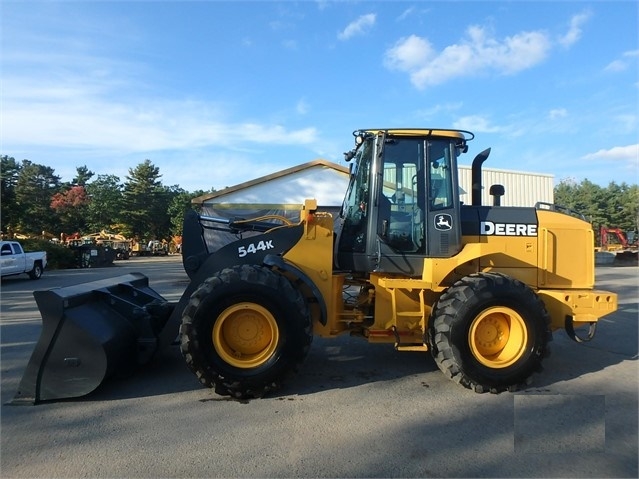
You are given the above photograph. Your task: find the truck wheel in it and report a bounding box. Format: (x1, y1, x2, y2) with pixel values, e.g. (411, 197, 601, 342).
(180, 264, 312, 399)
(428, 272, 552, 393)
(28, 262, 43, 280)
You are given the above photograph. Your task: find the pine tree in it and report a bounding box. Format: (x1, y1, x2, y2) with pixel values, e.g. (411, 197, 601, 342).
(14, 160, 61, 235)
(122, 160, 171, 240)
(1, 156, 20, 235)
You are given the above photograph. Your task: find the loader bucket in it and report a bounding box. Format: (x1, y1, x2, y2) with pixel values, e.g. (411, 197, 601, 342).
(11, 273, 173, 405)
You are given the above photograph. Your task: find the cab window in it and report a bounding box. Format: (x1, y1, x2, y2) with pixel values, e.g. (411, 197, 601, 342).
(428, 141, 454, 210)
(380, 138, 424, 253)
(339, 139, 373, 252)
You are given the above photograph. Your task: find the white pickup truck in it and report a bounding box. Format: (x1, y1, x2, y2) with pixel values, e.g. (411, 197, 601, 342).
(0, 241, 48, 280)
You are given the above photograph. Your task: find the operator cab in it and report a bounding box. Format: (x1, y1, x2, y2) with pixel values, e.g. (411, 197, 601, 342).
(336, 129, 472, 275)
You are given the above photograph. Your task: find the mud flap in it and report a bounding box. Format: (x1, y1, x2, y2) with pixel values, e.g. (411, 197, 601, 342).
(11, 273, 172, 405)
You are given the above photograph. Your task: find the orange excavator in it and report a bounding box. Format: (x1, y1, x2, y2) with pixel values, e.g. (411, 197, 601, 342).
(598, 226, 638, 263)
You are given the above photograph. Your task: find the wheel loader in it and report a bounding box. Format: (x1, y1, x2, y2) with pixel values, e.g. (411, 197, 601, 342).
(12, 128, 618, 404)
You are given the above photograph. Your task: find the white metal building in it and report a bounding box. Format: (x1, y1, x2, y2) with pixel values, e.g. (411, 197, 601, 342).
(194, 159, 554, 211)
(193, 159, 350, 209)
(458, 165, 554, 207)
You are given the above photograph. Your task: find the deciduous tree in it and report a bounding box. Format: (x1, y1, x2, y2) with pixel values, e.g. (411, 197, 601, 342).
(167, 189, 207, 237)
(50, 185, 90, 234)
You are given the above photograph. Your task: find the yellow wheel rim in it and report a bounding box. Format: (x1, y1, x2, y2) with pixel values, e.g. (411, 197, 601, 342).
(469, 306, 527, 368)
(213, 302, 279, 369)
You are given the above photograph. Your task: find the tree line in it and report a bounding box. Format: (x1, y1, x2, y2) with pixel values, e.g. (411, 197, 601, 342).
(1, 155, 210, 243)
(1, 154, 637, 246)
(553, 178, 639, 238)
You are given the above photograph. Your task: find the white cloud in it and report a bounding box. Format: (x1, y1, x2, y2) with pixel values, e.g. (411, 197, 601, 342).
(3, 76, 318, 153)
(604, 49, 639, 73)
(296, 98, 309, 115)
(557, 10, 591, 48)
(614, 113, 638, 133)
(384, 34, 434, 71)
(338, 13, 376, 40)
(397, 7, 415, 22)
(580, 145, 639, 181)
(453, 115, 503, 133)
(581, 144, 639, 163)
(549, 108, 568, 120)
(282, 39, 298, 50)
(604, 59, 627, 72)
(415, 102, 464, 119)
(384, 25, 551, 88)
(397, 6, 430, 22)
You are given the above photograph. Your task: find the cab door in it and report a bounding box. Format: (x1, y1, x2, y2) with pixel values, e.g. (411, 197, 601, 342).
(1, 243, 19, 275)
(422, 138, 463, 258)
(373, 136, 463, 275)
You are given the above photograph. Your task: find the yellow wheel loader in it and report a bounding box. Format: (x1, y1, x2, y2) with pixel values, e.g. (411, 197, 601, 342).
(12, 128, 618, 404)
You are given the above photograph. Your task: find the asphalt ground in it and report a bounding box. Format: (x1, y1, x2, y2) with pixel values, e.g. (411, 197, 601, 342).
(1, 256, 637, 478)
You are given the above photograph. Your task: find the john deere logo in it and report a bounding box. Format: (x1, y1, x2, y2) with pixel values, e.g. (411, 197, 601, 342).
(434, 214, 452, 231)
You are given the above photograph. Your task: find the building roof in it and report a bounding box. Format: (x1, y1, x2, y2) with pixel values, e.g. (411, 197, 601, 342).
(192, 159, 350, 206)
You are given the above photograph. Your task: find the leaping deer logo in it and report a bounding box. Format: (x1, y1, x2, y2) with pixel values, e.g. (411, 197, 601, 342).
(435, 214, 452, 231)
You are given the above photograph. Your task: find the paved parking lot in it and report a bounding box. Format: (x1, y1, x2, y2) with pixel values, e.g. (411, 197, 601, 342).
(1, 257, 637, 478)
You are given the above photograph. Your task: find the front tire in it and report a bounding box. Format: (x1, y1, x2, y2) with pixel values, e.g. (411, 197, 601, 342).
(428, 272, 552, 393)
(180, 264, 312, 399)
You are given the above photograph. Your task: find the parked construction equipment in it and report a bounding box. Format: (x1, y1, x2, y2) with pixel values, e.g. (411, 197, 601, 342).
(12, 128, 618, 404)
(83, 231, 132, 260)
(596, 225, 638, 264)
(131, 239, 169, 257)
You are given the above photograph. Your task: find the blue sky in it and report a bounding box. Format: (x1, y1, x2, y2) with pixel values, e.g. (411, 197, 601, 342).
(2, 1, 638, 193)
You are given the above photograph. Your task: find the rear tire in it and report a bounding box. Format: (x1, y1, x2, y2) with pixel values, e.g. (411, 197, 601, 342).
(180, 264, 312, 399)
(28, 262, 43, 280)
(428, 272, 552, 393)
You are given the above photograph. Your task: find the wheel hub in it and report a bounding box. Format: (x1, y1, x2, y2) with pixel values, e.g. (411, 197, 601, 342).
(474, 315, 507, 352)
(225, 313, 269, 354)
(469, 307, 527, 368)
(213, 302, 279, 368)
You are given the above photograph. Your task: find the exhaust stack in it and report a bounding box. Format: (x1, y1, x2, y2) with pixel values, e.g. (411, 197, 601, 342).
(471, 148, 491, 206)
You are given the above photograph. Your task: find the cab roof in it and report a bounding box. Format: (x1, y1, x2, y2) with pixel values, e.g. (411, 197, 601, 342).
(358, 128, 473, 141)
